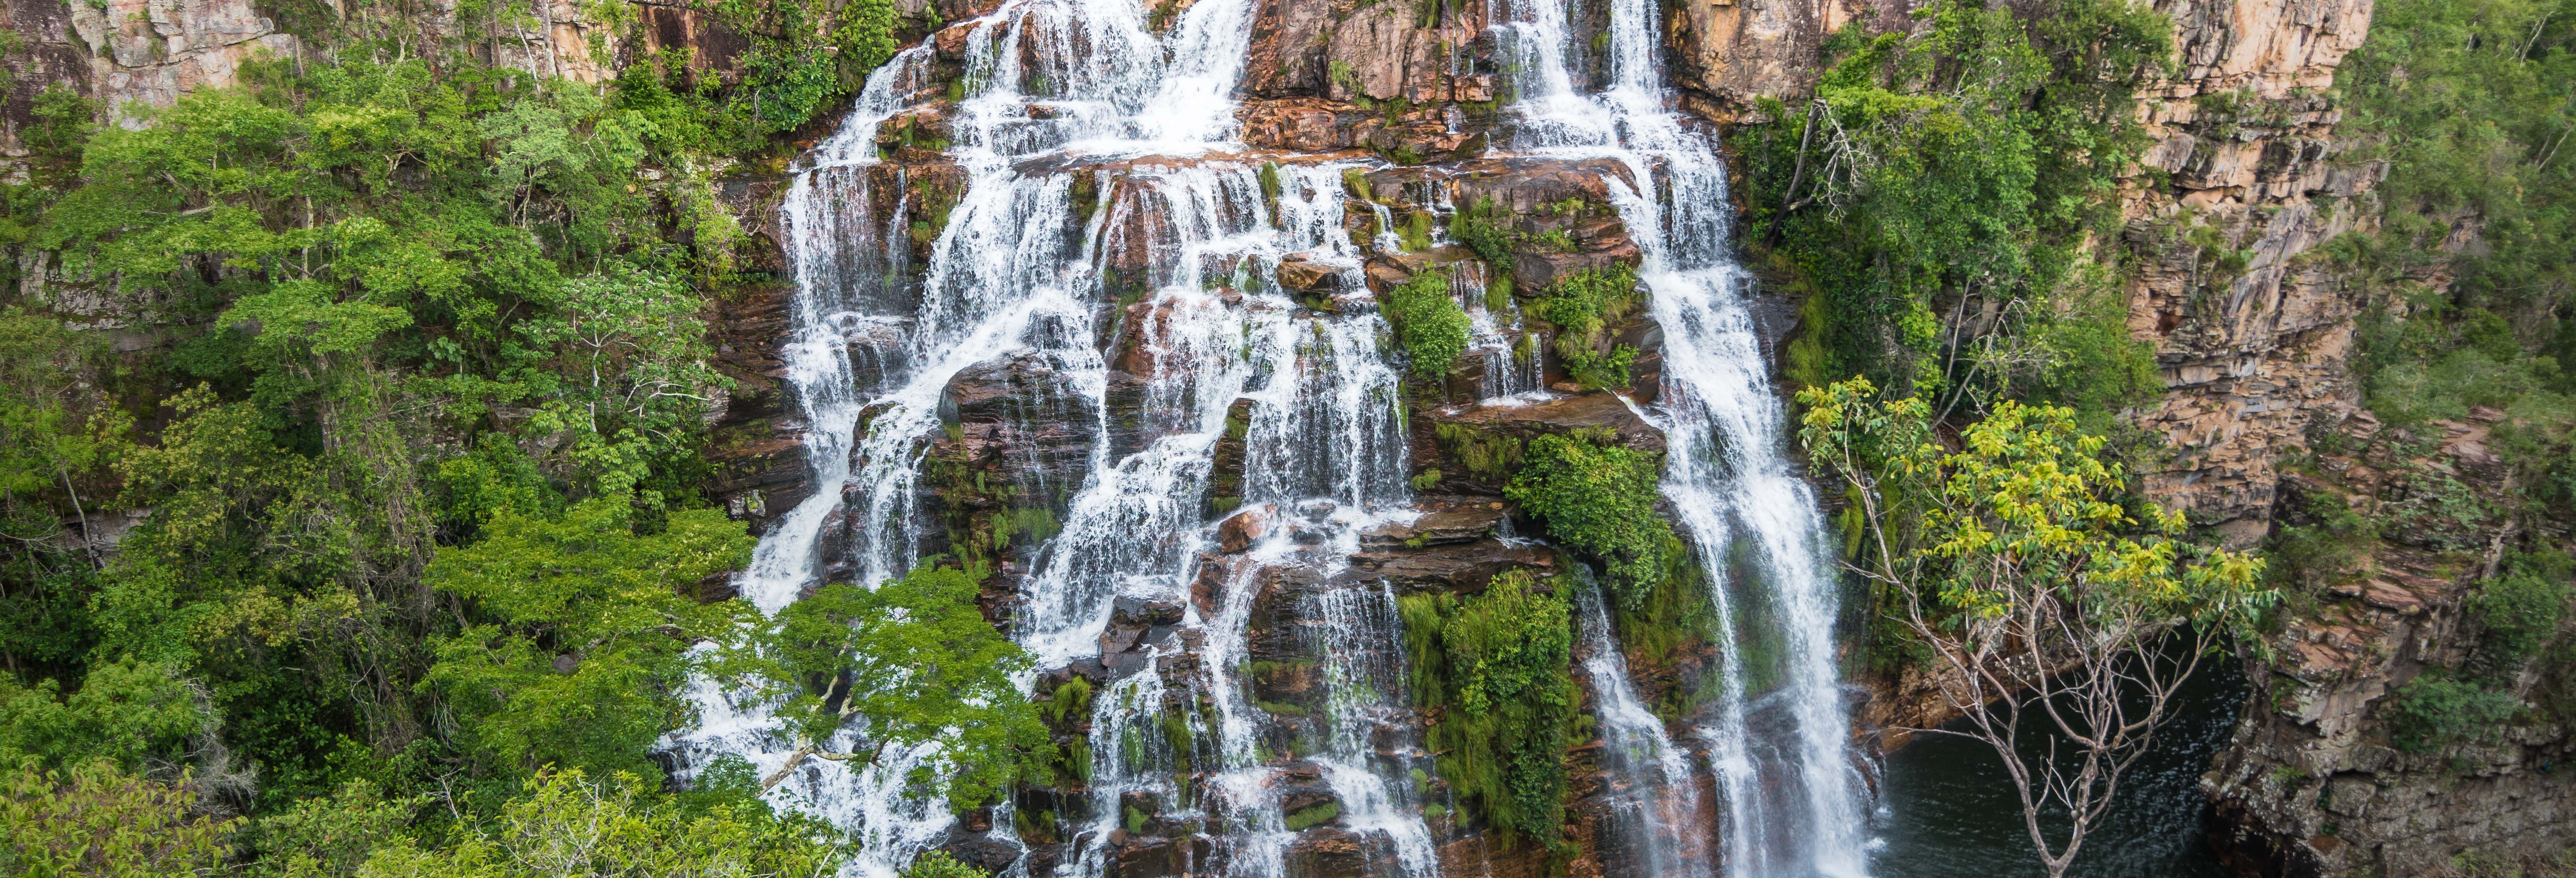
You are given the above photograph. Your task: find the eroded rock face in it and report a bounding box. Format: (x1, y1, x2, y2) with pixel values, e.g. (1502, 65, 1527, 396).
(2118, 0, 2382, 549)
(2201, 411, 2576, 877)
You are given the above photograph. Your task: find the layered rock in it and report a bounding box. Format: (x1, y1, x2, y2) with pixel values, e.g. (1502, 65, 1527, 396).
(2118, 0, 2382, 548)
(2203, 411, 2576, 876)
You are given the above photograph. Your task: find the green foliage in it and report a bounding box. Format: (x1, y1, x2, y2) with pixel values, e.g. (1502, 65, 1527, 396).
(713, 566, 1050, 809)
(1043, 676, 1095, 726)
(1532, 267, 1640, 390)
(2332, 0, 2576, 517)
(0, 760, 239, 876)
(1798, 377, 2273, 656)
(236, 779, 420, 876)
(1384, 270, 1473, 377)
(1505, 430, 1676, 609)
(425, 498, 754, 784)
(1398, 571, 1576, 843)
(349, 768, 847, 876)
(2386, 671, 2523, 754)
(1433, 422, 1523, 482)
(1449, 195, 1514, 268)
(902, 851, 991, 878)
(0, 656, 203, 772)
(2472, 551, 2574, 668)
(1733, 0, 2170, 411)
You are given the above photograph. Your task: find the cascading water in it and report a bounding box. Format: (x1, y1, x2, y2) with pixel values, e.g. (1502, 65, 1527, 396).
(1488, 0, 1877, 871)
(667, 0, 1876, 867)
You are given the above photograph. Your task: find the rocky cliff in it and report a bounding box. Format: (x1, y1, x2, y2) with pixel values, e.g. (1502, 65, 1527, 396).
(10, 0, 2569, 872)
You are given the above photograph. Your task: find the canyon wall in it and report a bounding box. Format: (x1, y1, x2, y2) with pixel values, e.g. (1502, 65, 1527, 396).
(7, 0, 2570, 872)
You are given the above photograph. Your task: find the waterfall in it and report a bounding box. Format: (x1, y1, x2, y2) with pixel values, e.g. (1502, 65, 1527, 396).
(666, 0, 1875, 866)
(1488, 0, 1878, 871)
(1577, 582, 1716, 878)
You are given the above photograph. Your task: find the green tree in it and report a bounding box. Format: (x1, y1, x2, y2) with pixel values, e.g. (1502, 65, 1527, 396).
(0, 760, 239, 876)
(351, 769, 847, 877)
(1797, 377, 2272, 878)
(712, 565, 1049, 809)
(424, 497, 753, 784)
(1735, 0, 2168, 420)
(0, 656, 204, 772)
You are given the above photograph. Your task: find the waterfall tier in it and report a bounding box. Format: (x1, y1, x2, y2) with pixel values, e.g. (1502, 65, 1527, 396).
(664, 0, 1880, 873)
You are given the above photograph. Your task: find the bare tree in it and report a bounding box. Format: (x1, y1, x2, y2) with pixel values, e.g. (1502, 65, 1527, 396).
(1797, 380, 2272, 878)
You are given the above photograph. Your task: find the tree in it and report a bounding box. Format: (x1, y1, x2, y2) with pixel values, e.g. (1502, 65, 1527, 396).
(711, 565, 1049, 809)
(425, 497, 756, 783)
(0, 760, 239, 876)
(349, 769, 847, 878)
(1796, 377, 2272, 877)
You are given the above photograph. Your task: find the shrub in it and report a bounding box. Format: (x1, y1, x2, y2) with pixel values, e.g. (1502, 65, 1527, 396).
(2472, 552, 2574, 667)
(1505, 429, 1675, 608)
(1397, 571, 1575, 841)
(1534, 266, 1642, 390)
(1384, 270, 1472, 377)
(2386, 671, 2521, 754)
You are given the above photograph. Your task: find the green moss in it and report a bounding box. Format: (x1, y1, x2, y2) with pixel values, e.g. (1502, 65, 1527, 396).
(1505, 429, 1676, 609)
(1255, 699, 1309, 717)
(1433, 422, 1525, 482)
(1397, 571, 1576, 843)
(1043, 677, 1094, 725)
(1284, 801, 1341, 831)
(1403, 209, 1435, 252)
(1341, 167, 1374, 203)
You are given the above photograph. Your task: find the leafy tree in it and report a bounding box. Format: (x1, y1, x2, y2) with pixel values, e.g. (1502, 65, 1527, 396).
(1734, 0, 2168, 421)
(0, 760, 239, 876)
(425, 498, 755, 784)
(0, 656, 204, 772)
(1797, 377, 2272, 878)
(350, 769, 847, 877)
(711, 565, 1048, 809)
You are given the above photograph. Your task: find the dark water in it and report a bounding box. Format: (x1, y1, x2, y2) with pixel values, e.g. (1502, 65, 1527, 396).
(1869, 656, 2246, 878)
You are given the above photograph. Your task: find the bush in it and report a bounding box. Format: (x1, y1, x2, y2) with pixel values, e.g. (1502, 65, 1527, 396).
(1533, 266, 1641, 390)
(1384, 270, 1472, 377)
(1505, 429, 1676, 608)
(2472, 552, 2573, 667)
(1398, 571, 1575, 841)
(2386, 672, 2521, 754)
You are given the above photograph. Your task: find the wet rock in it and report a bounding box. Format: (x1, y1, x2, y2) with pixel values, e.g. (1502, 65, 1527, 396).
(1276, 254, 1340, 293)
(1106, 832, 1182, 878)
(1219, 504, 1277, 553)
(1284, 826, 1385, 878)
(1358, 504, 1508, 548)
(1350, 537, 1558, 594)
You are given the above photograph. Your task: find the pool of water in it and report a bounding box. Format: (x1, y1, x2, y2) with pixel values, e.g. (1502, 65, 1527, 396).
(1869, 656, 2247, 878)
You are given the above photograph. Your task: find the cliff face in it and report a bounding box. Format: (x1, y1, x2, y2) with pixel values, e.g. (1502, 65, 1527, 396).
(13, 0, 2565, 871)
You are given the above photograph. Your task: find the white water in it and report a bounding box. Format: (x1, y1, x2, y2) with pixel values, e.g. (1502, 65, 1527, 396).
(666, 0, 1874, 869)
(1488, 0, 1877, 870)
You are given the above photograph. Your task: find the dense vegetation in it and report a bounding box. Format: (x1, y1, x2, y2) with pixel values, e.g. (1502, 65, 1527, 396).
(1397, 570, 1581, 848)
(0, 1, 1021, 872)
(1734, 0, 2168, 432)
(2288, 0, 2576, 752)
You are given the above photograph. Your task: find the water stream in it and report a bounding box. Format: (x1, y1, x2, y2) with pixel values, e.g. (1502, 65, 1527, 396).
(663, 0, 1896, 869)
